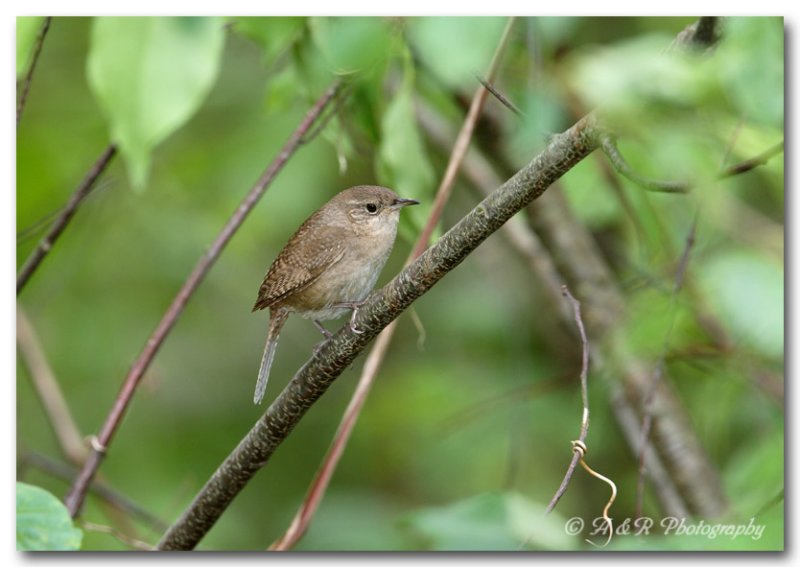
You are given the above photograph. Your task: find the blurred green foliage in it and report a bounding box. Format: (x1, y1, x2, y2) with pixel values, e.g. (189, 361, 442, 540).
(16, 17, 783, 551)
(16, 483, 83, 550)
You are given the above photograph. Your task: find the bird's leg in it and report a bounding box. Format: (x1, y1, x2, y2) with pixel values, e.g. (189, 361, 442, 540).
(332, 300, 367, 334)
(312, 319, 333, 355)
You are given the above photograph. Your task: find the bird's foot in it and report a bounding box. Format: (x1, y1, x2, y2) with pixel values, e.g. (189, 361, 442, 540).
(332, 300, 367, 334)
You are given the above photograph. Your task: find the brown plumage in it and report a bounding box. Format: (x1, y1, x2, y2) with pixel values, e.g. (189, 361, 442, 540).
(251, 185, 418, 404)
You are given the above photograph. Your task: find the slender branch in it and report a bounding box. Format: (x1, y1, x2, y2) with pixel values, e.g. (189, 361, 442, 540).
(269, 320, 399, 551)
(64, 80, 344, 519)
(602, 133, 784, 195)
(17, 144, 117, 294)
(416, 92, 572, 322)
(720, 140, 784, 178)
(157, 111, 600, 552)
(599, 133, 690, 194)
(20, 452, 167, 533)
(635, 214, 698, 518)
(16, 16, 52, 128)
(475, 76, 522, 116)
(269, 18, 518, 551)
(17, 306, 86, 464)
(529, 188, 726, 517)
(545, 285, 591, 513)
(425, 103, 691, 517)
(415, 18, 517, 253)
(79, 520, 154, 551)
(670, 17, 720, 52)
(298, 83, 352, 145)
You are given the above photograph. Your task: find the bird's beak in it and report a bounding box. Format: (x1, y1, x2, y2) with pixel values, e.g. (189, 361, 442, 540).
(391, 198, 420, 209)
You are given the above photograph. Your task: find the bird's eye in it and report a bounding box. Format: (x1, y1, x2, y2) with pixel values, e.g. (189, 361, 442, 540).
(365, 203, 379, 214)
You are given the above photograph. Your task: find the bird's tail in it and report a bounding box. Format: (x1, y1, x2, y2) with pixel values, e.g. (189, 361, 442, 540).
(254, 309, 288, 405)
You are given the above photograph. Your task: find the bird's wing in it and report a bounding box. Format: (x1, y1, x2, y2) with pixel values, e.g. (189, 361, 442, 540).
(252, 226, 346, 312)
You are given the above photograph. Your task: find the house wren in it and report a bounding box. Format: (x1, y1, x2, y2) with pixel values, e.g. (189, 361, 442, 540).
(251, 185, 419, 404)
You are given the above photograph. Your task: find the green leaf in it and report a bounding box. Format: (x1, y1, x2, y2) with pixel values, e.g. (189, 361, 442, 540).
(403, 492, 576, 551)
(406, 17, 507, 90)
(566, 33, 716, 115)
(87, 17, 225, 190)
(308, 17, 393, 75)
(715, 18, 783, 128)
(17, 482, 82, 551)
(698, 251, 783, 359)
(16, 17, 45, 77)
(231, 16, 306, 63)
(377, 50, 435, 241)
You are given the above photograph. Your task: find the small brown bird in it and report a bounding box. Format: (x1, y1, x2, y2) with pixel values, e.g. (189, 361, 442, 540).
(252, 185, 419, 404)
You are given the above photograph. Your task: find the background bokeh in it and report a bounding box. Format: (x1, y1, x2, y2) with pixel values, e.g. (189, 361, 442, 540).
(16, 16, 783, 551)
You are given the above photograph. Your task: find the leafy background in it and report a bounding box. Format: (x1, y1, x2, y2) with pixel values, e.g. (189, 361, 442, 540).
(16, 17, 783, 551)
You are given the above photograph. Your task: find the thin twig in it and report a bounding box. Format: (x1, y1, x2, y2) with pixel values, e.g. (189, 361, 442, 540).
(64, 80, 344, 519)
(545, 285, 591, 514)
(635, 214, 698, 518)
(16, 16, 52, 128)
(414, 18, 517, 253)
(268, 319, 399, 551)
(79, 520, 154, 551)
(475, 75, 522, 115)
(17, 306, 87, 464)
(17, 144, 117, 294)
(269, 18, 518, 551)
(601, 128, 782, 196)
(599, 133, 690, 194)
(720, 140, 784, 178)
(19, 452, 168, 533)
(298, 83, 353, 145)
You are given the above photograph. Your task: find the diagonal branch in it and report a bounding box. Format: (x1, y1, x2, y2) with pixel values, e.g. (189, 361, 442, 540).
(269, 17, 518, 551)
(156, 16, 724, 550)
(720, 140, 784, 178)
(545, 285, 591, 513)
(599, 133, 689, 194)
(64, 80, 344, 519)
(17, 144, 117, 294)
(16, 16, 52, 128)
(157, 111, 600, 551)
(17, 306, 86, 464)
(635, 215, 698, 518)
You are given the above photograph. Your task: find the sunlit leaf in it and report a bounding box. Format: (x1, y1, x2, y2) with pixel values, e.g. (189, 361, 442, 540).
(566, 33, 717, 113)
(17, 483, 82, 551)
(403, 492, 576, 550)
(309, 17, 393, 75)
(407, 17, 507, 90)
(715, 17, 783, 128)
(87, 17, 225, 190)
(377, 50, 435, 241)
(232, 16, 306, 63)
(698, 251, 783, 358)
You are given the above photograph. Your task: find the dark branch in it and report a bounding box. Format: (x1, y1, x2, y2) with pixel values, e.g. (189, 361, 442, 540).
(20, 451, 167, 533)
(64, 80, 344, 519)
(721, 140, 784, 178)
(476, 75, 522, 116)
(670, 16, 721, 52)
(157, 113, 600, 551)
(545, 285, 591, 514)
(16, 16, 52, 128)
(17, 144, 118, 294)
